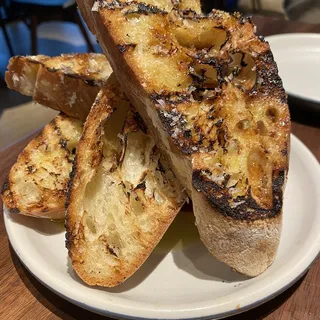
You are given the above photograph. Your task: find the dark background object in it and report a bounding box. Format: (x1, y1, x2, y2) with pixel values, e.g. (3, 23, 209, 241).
(0, 0, 97, 111)
(288, 95, 320, 127)
(201, 0, 226, 13)
(12, 1, 94, 55)
(201, 0, 238, 13)
(0, 0, 94, 56)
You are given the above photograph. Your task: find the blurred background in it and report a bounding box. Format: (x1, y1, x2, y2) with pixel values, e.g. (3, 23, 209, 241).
(0, 0, 319, 149)
(1, 0, 320, 83)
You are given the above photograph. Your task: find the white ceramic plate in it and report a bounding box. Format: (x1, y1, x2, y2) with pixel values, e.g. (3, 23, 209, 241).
(267, 33, 320, 104)
(4, 134, 320, 320)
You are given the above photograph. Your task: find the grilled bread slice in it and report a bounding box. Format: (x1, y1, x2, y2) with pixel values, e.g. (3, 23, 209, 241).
(77, 0, 291, 276)
(1, 114, 83, 219)
(66, 80, 186, 287)
(5, 53, 113, 120)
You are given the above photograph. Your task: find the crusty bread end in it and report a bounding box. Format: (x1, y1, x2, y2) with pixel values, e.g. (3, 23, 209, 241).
(5, 54, 113, 120)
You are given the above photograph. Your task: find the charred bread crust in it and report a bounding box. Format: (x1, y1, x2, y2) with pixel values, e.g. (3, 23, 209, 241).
(193, 169, 285, 221)
(1, 176, 10, 194)
(1, 176, 20, 214)
(91, 0, 197, 12)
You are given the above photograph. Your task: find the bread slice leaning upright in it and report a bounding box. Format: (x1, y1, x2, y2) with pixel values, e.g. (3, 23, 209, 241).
(77, 0, 291, 276)
(66, 77, 186, 287)
(1, 113, 83, 219)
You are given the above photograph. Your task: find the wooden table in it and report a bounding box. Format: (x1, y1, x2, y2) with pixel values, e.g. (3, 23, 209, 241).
(1, 16, 320, 320)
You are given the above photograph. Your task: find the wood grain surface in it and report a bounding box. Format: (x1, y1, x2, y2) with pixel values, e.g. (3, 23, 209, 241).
(1, 15, 320, 320)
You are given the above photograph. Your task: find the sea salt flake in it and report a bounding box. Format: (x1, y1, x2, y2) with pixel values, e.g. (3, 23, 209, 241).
(12, 73, 20, 85)
(68, 92, 77, 106)
(230, 200, 245, 208)
(92, 1, 100, 11)
(171, 128, 181, 139)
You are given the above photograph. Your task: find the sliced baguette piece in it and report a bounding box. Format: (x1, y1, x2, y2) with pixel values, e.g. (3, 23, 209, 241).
(77, 0, 291, 276)
(1, 113, 83, 219)
(5, 53, 113, 120)
(66, 80, 186, 287)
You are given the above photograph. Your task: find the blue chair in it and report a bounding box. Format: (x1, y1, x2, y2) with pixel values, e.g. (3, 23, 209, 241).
(14, 0, 67, 5)
(201, 1, 238, 13)
(1, 0, 95, 55)
(0, 0, 19, 56)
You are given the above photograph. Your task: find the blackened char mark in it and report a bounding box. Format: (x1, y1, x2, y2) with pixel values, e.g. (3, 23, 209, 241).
(64, 158, 78, 249)
(258, 35, 266, 42)
(150, 92, 190, 105)
(239, 15, 253, 25)
(192, 169, 285, 221)
(107, 245, 118, 257)
(197, 57, 228, 87)
(215, 119, 223, 127)
(63, 73, 100, 87)
(133, 111, 148, 134)
(281, 148, 288, 157)
(136, 3, 166, 14)
(48, 70, 103, 87)
(125, 3, 167, 15)
(216, 126, 227, 150)
(1, 176, 10, 194)
(52, 117, 61, 136)
(119, 133, 127, 165)
(59, 138, 68, 150)
(216, 27, 229, 50)
(98, 0, 123, 10)
(156, 161, 166, 174)
(10, 207, 20, 214)
(184, 129, 192, 139)
(117, 43, 137, 54)
(252, 50, 287, 103)
(189, 70, 206, 83)
(157, 109, 195, 155)
(27, 166, 35, 174)
(46, 67, 58, 72)
(272, 170, 285, 214)
(83, 79, 98, 86)
(64, 158, 77, 210)
(177, 9, 200, 21)
(135, 181, 146, 191)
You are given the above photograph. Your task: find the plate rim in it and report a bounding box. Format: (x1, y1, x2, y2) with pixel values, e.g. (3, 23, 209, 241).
(265, 33, 320, 104)
(4, 133, 320, 320)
